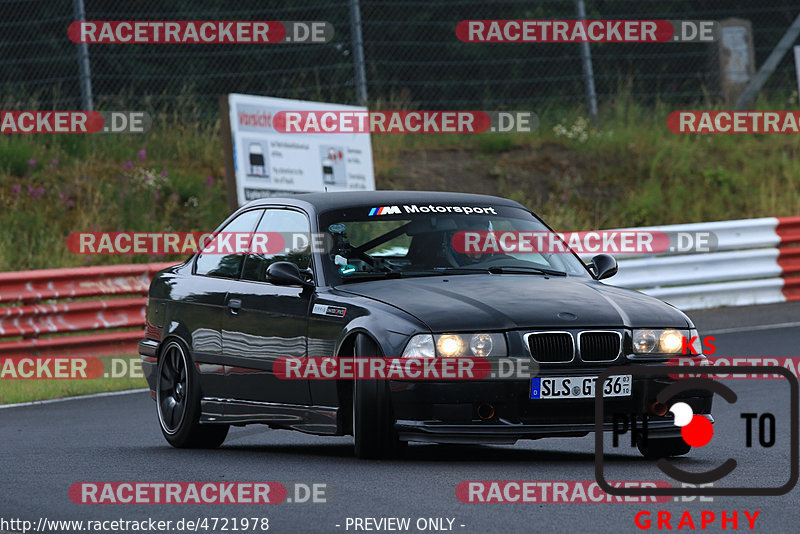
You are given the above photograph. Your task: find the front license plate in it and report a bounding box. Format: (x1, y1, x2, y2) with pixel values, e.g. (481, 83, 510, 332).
(530, 375, 632, 399)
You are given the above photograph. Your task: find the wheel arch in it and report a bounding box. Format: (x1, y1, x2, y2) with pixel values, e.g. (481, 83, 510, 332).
(335, 328, 384, 435)
(161, 320, 194, 355)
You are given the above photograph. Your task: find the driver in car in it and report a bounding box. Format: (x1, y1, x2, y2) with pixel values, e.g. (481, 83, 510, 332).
(442, 219, 499, 267)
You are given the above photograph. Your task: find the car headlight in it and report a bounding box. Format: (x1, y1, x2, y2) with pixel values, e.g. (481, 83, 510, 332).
(402, 333, 507, 358)
(632, 328, 700, 355)
(402, 334, 435, 358)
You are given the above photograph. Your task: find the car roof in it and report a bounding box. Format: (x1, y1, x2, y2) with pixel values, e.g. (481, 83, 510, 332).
(243, 190, 528, 212)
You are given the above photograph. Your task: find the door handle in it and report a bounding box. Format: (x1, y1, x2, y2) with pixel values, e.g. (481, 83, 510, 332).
(228, 298, 242, 313)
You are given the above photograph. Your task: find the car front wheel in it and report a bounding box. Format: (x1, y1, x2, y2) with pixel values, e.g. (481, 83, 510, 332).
(156, 339, 229, 448)
(351, 334, 403, 459)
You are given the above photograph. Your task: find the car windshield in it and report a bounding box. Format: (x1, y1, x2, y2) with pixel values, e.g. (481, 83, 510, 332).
(318, 203, 590, 283)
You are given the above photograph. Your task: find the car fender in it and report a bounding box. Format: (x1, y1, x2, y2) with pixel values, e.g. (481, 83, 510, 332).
(332, 298, 429, 359)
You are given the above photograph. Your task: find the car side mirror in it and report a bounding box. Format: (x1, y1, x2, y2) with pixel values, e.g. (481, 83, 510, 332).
(589, 254, 618, 280)
(265, 261, 313, 287)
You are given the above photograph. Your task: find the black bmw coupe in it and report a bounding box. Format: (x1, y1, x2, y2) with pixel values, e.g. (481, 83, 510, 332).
(139, 191, 711, 458)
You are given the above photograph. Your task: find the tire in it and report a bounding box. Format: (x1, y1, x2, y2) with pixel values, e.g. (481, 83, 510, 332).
(352, 334, 403, 459)
(637, 436, 691, 459)
(156, 338, 229, 448)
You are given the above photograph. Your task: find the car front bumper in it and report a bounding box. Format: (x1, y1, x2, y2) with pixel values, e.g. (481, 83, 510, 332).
(394, 419, 696, 444)
(389, 375, 713, 444)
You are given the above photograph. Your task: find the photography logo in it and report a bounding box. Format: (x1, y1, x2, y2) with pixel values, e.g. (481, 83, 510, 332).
(594, 365, 798, 496)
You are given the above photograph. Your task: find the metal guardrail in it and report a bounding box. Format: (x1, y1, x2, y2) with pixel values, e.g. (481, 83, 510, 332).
(584, 216, 800, 310)
(0, 263, 174, 358)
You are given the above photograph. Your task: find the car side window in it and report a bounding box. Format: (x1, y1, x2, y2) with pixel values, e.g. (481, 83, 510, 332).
(242, 209, 311, 282)
(195, 209, 263, 278)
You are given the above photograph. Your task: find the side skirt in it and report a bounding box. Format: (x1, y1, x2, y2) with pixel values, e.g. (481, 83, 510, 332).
(200, 397, 340, 435)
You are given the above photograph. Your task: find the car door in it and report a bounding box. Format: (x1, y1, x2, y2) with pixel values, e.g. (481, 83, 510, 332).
(188, 208, 264, 399)
(221, 207, 313, 405)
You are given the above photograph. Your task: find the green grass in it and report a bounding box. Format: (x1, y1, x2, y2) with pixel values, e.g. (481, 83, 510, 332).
(0, 115, 227, 271)
(0, 355, 146, 404)
(373, 98, 800, 231)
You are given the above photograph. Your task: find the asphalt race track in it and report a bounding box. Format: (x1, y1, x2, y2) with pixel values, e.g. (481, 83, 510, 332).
(2, 302, 800, 534)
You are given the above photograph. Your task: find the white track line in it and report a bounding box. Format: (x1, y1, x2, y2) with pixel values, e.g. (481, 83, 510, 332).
(0, 388, 148, 410)
(703, 321, 800, 336)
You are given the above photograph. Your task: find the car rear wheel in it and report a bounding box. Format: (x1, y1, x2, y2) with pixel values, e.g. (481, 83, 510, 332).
(637, 436, 691, 458)
(352, 334, 403, 459)
(156, 339, 229, 448)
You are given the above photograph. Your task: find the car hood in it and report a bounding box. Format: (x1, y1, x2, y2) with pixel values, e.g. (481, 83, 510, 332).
(336, 274, 690, 332)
